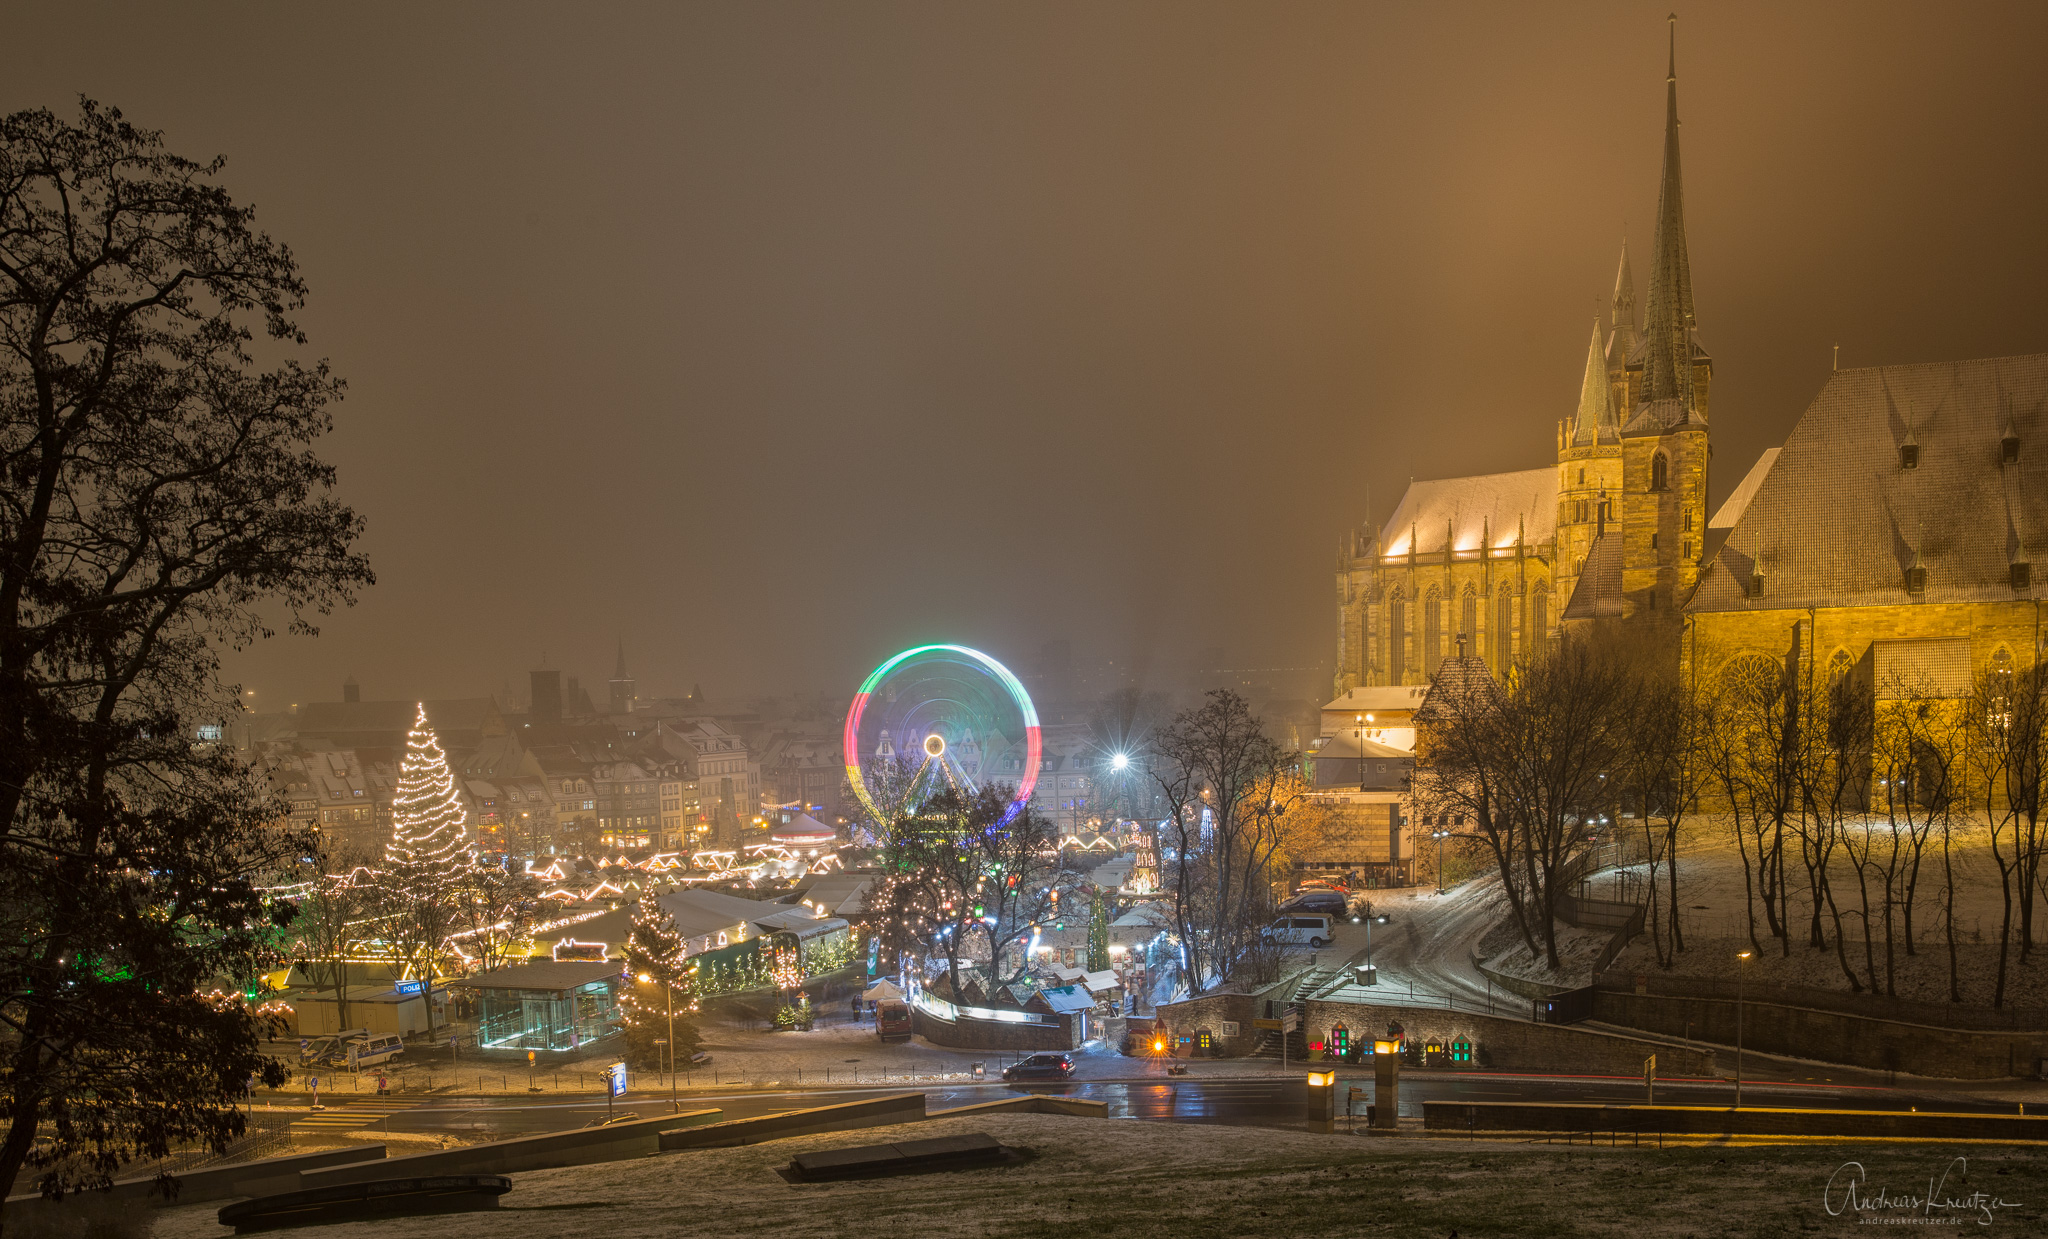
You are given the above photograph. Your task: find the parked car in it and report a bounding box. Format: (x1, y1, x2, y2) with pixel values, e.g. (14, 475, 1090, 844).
(1001, 1052, 1076, 1081)
(1278, 890, 1347, 916)
(325, 1032, 404, 1069)
(1265, 913, 1335, 948)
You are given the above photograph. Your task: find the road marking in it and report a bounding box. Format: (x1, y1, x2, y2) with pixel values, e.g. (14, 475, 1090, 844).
(290, 1099, 418, 1132)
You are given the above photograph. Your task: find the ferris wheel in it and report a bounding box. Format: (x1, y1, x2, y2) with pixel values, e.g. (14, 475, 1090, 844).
(841, 644, 1041, 827)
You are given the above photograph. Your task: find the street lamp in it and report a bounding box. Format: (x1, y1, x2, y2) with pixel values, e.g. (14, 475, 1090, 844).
(1734, 950, 1752, 1109)
(1111, 752, 1130, 772)
(638, 972, 679, 1113)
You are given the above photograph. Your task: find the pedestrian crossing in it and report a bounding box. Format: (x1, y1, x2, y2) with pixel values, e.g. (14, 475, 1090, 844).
(290, 1097, 417, 1133)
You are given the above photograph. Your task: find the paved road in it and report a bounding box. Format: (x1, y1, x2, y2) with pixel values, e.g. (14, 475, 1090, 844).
(369, 1071, 2029, 1139)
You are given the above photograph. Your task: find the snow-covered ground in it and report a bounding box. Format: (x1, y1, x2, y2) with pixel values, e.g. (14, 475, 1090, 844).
(1608, 826, 2048, 1009)
(137, 1112, 2048, 1239)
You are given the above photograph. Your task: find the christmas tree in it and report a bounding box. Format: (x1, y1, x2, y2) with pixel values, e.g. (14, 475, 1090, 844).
(377, 704, 475, 1034)
(1086, 891, 1112, 972)
(385, 703, 474, 890)
(620, 892, 699, 1070)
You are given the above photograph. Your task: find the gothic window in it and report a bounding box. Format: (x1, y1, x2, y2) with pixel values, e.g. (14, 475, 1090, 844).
(1651, 454, 1669, 491)
(1528, 589, 1549, 658)
(1423, 589, 1442, 676)
(1683, 509, 1694, 532)
(1388, 599, 1406, 683)
(1577, 468, 1586, 485)
(1358, 605, 1372, 680)
(1827, 649, 1854, 688)
(1460, 591, 1477, 658)
(1493, 591, 1513, 669)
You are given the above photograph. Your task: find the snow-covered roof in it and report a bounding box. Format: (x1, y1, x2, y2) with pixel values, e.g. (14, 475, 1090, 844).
(1036, 984, 1095, 1014)
(1380, 467, 1558, 556)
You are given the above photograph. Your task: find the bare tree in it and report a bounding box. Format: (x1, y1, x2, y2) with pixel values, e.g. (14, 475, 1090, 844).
(1409, 638, 1636, 970)
(1966, 659, 2047, 1007)
(1144, 690, 1311, 992)
(288, 843, 377, 1035)
(1698, 647, 1798, 958)
(448, 862, 542, 977)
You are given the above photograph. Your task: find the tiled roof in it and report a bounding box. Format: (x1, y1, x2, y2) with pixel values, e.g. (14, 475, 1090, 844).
(1380, 468, 1558, 556)
(453, 959, 620, 993)
(1562, 530, 1627, 620)
(1414, 655, 1496, 722)
(1689, 353, 2048, 613)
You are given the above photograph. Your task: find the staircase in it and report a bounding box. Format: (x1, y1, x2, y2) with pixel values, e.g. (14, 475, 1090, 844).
(1248, 1026, 1309, 1060)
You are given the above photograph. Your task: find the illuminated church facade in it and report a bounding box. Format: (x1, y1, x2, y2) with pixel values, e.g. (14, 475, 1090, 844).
(1333, 24, 2046, 702)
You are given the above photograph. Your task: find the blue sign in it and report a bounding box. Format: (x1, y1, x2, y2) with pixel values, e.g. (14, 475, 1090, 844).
(608, 1062, 627, 1098)
(394, 979, 425, 995)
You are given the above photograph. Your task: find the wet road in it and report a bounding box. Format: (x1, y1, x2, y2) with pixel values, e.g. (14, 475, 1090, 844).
(372, 1071, 2028, 1138)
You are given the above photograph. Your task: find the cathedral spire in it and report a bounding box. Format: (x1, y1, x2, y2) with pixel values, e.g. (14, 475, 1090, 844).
(1572, 317, 1617, 445)
(1640, 13, 1697, 412)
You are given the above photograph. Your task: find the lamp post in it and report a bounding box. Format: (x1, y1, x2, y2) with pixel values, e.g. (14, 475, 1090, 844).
(1735, 949, 1752, 1109)
(1431, 829, 1450, 895)
(639, 972, 679, 1113)
(1355, 715, 1367, 791)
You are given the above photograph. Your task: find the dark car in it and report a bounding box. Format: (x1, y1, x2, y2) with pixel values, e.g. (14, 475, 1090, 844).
(1001, 1053, 1076, 1081)
(1279, 890, 1347, 916)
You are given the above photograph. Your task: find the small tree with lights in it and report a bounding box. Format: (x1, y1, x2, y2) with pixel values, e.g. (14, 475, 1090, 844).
(1087, 891, 1113, 973)
(620, 893, 699, 1070)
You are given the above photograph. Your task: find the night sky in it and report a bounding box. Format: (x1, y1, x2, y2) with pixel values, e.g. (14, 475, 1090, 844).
(10, 2, 2048, 708)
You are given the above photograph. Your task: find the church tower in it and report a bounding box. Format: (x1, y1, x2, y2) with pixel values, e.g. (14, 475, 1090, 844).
(1556, 319, 1623, 614)
(1616, 14, 1711, 615)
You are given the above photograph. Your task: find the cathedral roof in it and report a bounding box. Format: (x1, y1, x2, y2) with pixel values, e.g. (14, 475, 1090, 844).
(1572, 318, 1619, 445)
(1701, 446, 1779, 564)
(1606, 241, 1639, 370)
(1639, 17, 1699, 413)
(1688, 353, 2048, 614)
(1378, 467, 1557, 557)
(1561, 531, 1627, 620)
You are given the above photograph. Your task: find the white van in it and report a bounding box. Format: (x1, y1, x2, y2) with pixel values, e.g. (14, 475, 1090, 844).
(1266, 914, 1335, 948)
(326, 1032, 404, 1069)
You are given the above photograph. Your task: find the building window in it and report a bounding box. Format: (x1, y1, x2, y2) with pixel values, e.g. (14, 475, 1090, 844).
(1748, 572, 1766, 599)
(1905, 564, 1926, 595)
(1423, 592, 1442, 676)
(1651, 533, 1659, 551)
(1528, 592, 1548, 657)
(1682, 539, 1693, 560)
(1460, 592, 1476, 659)
(1389, 600, 1406, 683)
(1683, 509, 1694, 532)
(1651, 454, 1668, 491)
(2013, 562, 2032, 591)
(1493, 592, 1513, 669)
(1900, 443, 1919, 470)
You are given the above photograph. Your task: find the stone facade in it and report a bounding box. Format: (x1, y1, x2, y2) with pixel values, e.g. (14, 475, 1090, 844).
(1301, 998, 1717, 1077)
(1153, 991, 1260, 1058)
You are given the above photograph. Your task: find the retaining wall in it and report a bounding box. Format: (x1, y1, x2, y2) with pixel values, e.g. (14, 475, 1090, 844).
(1153, 992, 1260, 1057)
(1424, 1100, 2048, 1142)
(658, 1093, 927, 1149)
(928, 1095, 1110, 1119)
(1, 1144, 386, 1223)
(1590, 989, 2047, 1080)
(302, 1108, 723, 1187)
(1303, 998, 1717, 1076)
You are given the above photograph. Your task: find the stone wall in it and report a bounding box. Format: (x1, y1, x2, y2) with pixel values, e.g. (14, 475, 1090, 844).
(1591, 990, 2046, 1080)
(1302, 998, 1717, 1077)
(1154, 992, 1260, 1057)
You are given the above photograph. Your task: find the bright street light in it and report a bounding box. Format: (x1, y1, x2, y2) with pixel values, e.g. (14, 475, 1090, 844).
(1111, 753, 1130, 771)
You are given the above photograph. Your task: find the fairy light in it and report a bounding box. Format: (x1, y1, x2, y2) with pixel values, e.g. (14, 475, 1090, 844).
(385, 704, 475, 888)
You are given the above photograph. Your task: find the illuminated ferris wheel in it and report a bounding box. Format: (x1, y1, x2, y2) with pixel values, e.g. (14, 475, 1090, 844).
(841, 644, 1041, 827)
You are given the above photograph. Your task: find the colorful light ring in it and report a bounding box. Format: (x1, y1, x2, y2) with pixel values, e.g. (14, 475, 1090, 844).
(842, 643, 1041, 827)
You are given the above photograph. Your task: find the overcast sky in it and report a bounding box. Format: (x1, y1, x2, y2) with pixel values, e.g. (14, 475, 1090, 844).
(9, 2, 2048, 709)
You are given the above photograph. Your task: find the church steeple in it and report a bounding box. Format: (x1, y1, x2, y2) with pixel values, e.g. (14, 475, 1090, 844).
(1640, 13, 1697, 413)
(1572, 318, 1617, 445)
(1608, 240, 1638, 363)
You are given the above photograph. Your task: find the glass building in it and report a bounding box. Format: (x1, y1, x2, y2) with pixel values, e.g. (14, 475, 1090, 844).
(456, 959, 623, 1052)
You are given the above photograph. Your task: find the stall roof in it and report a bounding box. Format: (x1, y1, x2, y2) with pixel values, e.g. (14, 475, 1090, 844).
(1036, 984, 1095, 1015)
(451, 960, 620, 994)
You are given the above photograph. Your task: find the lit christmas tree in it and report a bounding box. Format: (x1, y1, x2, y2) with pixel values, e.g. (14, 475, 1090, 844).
(385, 703, 474, 890)
(377, 704, 475, 1034)
(620, 892, 698, 1070)
(1087, 891, 1112, 973)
